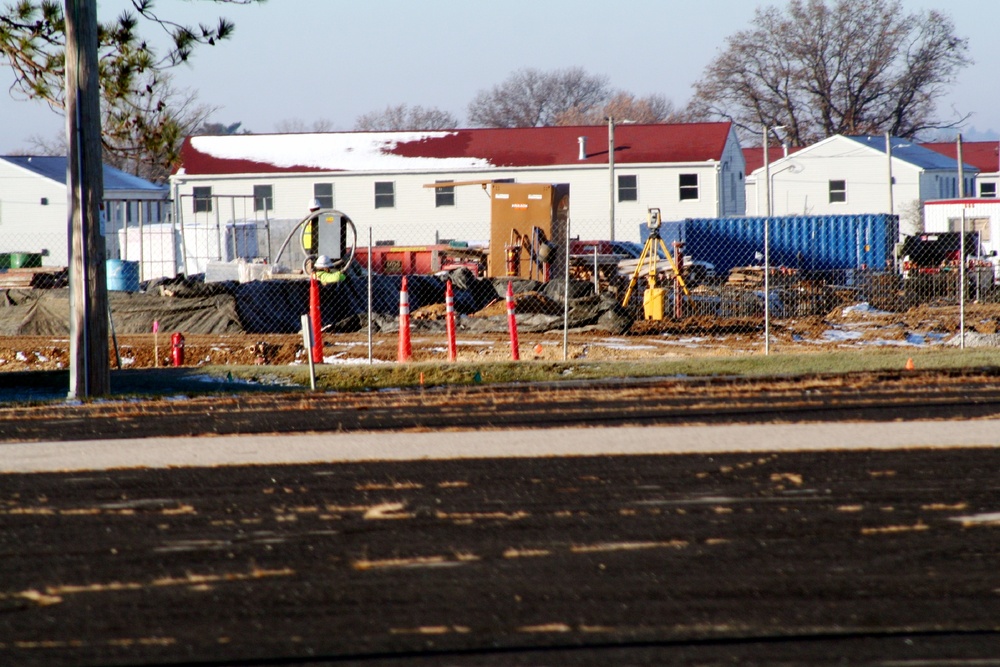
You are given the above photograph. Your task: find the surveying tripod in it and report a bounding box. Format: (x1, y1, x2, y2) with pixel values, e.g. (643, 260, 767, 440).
(621, 208, 690, 308)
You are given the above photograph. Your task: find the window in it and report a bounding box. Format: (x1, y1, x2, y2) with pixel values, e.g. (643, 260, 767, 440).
(253, 184, 273, 212)
(980, 182, 997, 199)
(679, 173, 699, 201)
(828, 180, 846, 203)
(435, 180, 455, 207)
(617, 175, 637, 202)
(949, 217, 991, 243)
(313, 183, 334, 209)
(193, 186, 212, 213)
(374, 181, 395, 209)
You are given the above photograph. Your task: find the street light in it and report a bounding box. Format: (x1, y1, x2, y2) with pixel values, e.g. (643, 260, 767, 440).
(607, 116, 634, 242)
(762, 125, 785, 218)
(762, 124, 784, 356)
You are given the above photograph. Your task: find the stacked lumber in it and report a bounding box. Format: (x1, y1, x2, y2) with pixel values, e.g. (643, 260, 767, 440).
(727, 266, 766, 287)
(0, 267, 68, 289)
(726, 266, 799, 289)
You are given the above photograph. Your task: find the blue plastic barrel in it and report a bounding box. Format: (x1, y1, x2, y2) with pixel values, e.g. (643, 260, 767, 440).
(106, 259, 140, 292)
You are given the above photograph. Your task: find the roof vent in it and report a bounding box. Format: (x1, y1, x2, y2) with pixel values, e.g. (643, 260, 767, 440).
(578, 136, 587, 160)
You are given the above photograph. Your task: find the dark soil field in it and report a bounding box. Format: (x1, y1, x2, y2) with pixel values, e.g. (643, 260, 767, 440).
(3, 448, 1000, 665)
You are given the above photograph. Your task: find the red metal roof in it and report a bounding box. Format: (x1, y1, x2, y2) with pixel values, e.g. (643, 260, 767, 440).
(175, 123, 735, 176)
(922, 141, 1000, 173)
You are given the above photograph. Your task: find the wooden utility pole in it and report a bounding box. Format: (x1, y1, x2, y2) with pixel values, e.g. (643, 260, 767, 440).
(65, 0, 110, 398)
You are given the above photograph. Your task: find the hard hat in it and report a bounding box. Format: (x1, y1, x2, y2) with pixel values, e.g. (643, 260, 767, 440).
(314, 255, 334, 269)
(309, 198, 322, 211)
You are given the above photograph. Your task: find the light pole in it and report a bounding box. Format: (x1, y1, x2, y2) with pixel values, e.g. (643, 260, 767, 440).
(762, 125, 784, 356)
(762, 125, 785, 218)
(608, 116, 616, 241)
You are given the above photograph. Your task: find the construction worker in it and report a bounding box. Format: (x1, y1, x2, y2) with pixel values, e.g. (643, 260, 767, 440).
(312, 255, 347, 284)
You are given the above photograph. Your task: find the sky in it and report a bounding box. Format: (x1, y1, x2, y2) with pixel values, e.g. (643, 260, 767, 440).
(1, 0, 999, 153)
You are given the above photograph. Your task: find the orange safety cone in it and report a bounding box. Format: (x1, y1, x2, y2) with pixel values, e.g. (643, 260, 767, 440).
(398, 275, 412, 362)
(445, 279, 457, 362)
(905, 357, 915, 370)
(309, 276, 323, 364)
(506, 281, 520, 361)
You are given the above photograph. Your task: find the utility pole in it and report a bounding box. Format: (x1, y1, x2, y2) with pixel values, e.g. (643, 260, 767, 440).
(65, 0, 110, 398)
(608, 116, 616, 241)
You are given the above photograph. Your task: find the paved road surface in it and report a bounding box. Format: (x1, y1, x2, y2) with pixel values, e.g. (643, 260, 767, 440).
(3, 422, 1000, 665)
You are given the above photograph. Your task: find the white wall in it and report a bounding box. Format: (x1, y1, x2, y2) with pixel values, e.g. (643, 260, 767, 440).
(0, 161, 68, 265)
(171, 161, 731, 251)
(924, 199, 1000, 259)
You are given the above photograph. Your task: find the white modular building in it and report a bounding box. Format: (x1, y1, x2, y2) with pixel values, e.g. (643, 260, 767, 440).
(745, 135, 977, 238)
(170, 123, 747, 259)
(0, 156, 168, 267)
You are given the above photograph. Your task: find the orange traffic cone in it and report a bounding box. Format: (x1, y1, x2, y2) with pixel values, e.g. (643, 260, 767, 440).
(905, 357, 915, 370)
(309, 277, 323, 364)
(398, 276, 412, 362)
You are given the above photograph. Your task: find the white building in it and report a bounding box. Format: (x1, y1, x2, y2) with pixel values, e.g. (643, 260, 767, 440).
(170, 123, 746, 257)
(923, 141, 1000, 200)
(924, 198, 1000, 259)
(745, 135, 976, 237)
(0, 156, 168, 267)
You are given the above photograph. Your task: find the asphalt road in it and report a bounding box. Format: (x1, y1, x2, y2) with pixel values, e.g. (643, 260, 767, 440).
(3, 424, 1000, 665)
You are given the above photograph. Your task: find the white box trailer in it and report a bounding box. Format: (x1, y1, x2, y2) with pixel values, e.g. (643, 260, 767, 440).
(923, 198, 1000, 277)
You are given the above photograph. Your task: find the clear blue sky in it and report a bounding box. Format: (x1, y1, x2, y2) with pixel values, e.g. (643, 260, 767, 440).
(1, 0, 998, 153)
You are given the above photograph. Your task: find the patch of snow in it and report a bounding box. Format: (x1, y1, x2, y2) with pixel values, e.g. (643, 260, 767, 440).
(191, 132, 492, 172)
(946, 332, 1000, 347)
(842, 302, 892, 316)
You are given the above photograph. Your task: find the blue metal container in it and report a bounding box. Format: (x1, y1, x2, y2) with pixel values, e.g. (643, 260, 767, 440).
(106, 259, 140, 292)
(649, 214, 899, 275)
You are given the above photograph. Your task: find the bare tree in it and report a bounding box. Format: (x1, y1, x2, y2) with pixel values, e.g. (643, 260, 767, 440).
(354, 104, 458, 131)
(103, 74, 218, 183)
(554, 92, 681, 126)
(194, 120, 249, 135)
(687, 0, 971, 145)
(467, 67, 611, 128)
(274, 118, 337, 133)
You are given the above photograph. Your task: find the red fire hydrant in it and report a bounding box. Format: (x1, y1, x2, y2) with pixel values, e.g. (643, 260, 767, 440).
(171, 332, 185, 367)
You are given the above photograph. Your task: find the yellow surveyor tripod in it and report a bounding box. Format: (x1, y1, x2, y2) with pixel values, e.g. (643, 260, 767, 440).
(621, 208, 689, 319)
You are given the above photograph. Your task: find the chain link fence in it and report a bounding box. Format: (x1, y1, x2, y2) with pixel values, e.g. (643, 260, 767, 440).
(1, 197, 998, 372)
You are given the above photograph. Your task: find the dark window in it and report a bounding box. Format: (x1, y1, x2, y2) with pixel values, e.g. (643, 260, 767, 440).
(980, 182, 997, 198)
(253, 184, 273, 212)
(314, 183, 334, 209)
(617, 174, 637, 202)
(375, 181, 395, 209)
(435, 181, 455, 207)
(193, 186, 212, 213)
(829, 180, 847, 203)
(679, 173, 699, 200)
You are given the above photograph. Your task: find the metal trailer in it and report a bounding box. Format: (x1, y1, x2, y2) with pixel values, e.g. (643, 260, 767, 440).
(649, 214, 899, 278)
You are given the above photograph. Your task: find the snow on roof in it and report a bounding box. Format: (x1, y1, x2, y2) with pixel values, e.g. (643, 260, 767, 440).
(190, 132, 492, 172)
(176, 123, 736, 176)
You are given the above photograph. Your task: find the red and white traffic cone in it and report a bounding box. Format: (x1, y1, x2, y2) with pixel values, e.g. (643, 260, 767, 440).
(398, 276, 412, 362)
(445, 279, 457, 362)
(309, 276, 323, 364)
(506, 281, 519, 361)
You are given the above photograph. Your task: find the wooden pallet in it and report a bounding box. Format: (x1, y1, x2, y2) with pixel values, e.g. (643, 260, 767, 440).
(0, 267, 69, 289)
